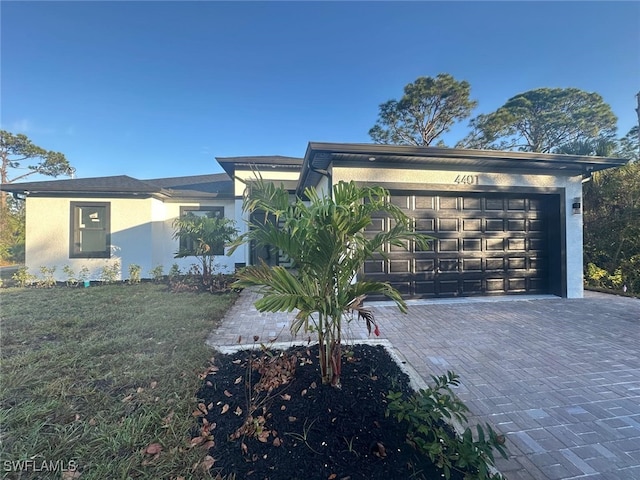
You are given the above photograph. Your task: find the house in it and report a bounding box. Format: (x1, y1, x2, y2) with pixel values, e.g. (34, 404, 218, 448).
(1, 142, 626, 298)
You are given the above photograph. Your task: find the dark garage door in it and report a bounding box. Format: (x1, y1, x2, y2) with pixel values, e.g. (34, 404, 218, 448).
(363, 192, 562, 298)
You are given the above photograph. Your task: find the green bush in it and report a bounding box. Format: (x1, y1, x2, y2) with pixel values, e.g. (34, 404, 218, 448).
(11, 267, 36, 287)
(149, 264, 164, 282)
(387, 371, 507, 480)
(100, 261, 120, 284)
(128, 263, 142, 284)
(37, 266, 57, 288)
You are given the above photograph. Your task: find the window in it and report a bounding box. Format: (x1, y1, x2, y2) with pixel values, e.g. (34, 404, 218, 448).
(70, 202, 111, 258)
(178, 206, 225, 255)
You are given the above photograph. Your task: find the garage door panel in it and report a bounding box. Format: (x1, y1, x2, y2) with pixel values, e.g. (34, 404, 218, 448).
(462, 197, 481, 210)
(462, 258, 482, 272)
(486, 219, 505, 231)
(364, 259, 384, 274)
(361, 192, 556, 298)
(415, 196, 436, 210)
(486, 238, 505, 251)
(438, 218, 458, 231)
(439, 239, 459, 252)
(415, 281, 436, 296)
(439, 197, 458, 209)
(389, 260, 411, 273)
(508, 219, 526, 231)
(486, 278, 506, 292)
(462, 279, 483, 294)
(508, 198, 526, 210)
(416, 259, 435, 272)
(463, 218, 482, 231)
(508, 238, 526, 251)
(390, 195, 411, 209)
(439, 280, 460, 294)
(486, 198, 504, 210)
(389, 240, 411, 252)
(415, 218, 435, 232)
(507, 278, 527, 292)
(463, 238, 482, 251)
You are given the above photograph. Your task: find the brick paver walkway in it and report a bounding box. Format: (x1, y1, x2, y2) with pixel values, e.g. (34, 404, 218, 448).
(207, 290, 640, 479)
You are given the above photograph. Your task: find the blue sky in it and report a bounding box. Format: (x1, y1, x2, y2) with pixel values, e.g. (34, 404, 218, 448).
(2, 1, 639, 181)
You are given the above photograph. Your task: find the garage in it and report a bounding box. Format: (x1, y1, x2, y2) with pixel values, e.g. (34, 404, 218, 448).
(363, 191, 563, 298)
(295, 142, 627, 299)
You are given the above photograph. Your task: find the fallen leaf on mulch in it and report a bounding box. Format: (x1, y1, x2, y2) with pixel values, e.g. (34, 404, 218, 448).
(201, 455, 215, 471)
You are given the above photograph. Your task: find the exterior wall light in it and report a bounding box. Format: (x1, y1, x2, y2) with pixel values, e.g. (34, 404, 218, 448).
(572, 197, 581, 215)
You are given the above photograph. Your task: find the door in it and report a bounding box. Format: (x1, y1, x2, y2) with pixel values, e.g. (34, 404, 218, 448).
(362, 192, 561, 298)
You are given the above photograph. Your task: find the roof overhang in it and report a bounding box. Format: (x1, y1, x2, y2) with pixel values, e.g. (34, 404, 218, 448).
(0, 174, 234, 200)
(296, 142, 629, 195)
(217, 156, 303, 179)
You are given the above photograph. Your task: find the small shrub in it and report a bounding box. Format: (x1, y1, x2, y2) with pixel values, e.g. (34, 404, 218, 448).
(12, 267, 36, 288)
(100, 261, 120, 284)
(168, 263, 181, 279)
(37, 266, 57, 288)
(128, 264, 142, 284)
(78, 266, 90, 282)
(62, 265, 79, 287)
(387, 371, 507, 480)
(149, 264, 164, 283)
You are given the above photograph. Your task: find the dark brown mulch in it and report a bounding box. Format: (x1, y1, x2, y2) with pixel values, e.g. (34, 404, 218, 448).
(196, 343, 465, 480)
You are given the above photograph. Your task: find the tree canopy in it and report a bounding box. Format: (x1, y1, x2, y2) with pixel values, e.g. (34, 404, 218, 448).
(0, 130, 74, 186)
(458, 87, 618, 153)
(0, 131, 74, 263)
(369, 74, 477, 146)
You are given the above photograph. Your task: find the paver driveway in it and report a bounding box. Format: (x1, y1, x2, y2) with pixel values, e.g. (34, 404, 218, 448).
(208, 291, 640, 480)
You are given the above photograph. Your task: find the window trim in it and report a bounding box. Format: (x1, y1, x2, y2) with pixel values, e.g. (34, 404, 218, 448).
(69, 201, 111, 258)
(178, 206, 225, 256)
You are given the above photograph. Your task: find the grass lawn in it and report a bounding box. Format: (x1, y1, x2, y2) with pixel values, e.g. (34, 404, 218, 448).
(0, 283, 236, 479)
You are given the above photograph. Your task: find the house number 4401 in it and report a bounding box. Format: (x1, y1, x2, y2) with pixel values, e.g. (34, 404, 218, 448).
(454, 174, 479, 185)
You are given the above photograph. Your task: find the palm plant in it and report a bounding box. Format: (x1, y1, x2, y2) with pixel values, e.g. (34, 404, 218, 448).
(173, 215, 238, 282)
(230, 179, 430, 387)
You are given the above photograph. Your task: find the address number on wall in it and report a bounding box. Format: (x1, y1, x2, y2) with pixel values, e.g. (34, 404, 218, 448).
(454, 174, 479, 185)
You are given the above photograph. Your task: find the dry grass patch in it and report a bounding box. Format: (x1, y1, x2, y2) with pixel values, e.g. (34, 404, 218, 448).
(1, 283, 236, 479)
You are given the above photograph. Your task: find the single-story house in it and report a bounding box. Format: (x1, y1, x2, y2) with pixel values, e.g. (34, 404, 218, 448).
(1, 142, 626, 298)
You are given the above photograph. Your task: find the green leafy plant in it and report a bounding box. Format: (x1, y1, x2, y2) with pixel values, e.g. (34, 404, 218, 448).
(128, 263, 142, 284)
(168, 263, 182, 280)
(100, 261, 120, 284)
(149, 264, 164, 283)
(62, 265, 79, 287)
(230, 178, 430, 387)
(37, 266, 57, 288)
(11, 266, 36, 287)
(387, 371, 508, 480)
(78, 265, 90, 283)
(173, 214, 238, 284)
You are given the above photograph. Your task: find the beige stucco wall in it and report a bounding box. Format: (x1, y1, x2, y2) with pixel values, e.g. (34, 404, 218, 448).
(24, 196, 240, 281)
(332, 166, 584, 298)
(25, 196, 153, 281)
(233, 170, 300, 197)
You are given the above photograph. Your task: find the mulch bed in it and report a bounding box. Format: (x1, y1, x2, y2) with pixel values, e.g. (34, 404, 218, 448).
(195, 343, 465, 480)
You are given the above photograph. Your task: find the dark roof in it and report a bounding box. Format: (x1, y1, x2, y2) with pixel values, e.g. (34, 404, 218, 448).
(1, 173, 234, 199)
(0, 175, 162, 195)
(297, 142, 629, 194)
(216, 155, 303, 178)
(143, 173, 233, 198)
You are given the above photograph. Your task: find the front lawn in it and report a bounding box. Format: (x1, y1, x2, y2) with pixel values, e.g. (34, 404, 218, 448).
(0, 283, 236, 479)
